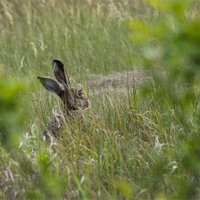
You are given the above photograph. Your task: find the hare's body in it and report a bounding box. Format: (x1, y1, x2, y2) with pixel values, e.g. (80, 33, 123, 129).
(43, 114, 64, 136)
(43, 110, 87, 137)
(38, 60, 90, 137)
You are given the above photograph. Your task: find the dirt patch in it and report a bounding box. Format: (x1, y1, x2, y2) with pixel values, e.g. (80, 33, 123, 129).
(87, 69, 145, 94)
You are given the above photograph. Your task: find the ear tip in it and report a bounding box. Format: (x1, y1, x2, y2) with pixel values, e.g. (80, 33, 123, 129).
(53, 60, 63, 66)
(53, 60, 59, 63)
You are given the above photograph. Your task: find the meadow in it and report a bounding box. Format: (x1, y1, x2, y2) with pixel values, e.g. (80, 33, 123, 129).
(1, 0, 200, 199)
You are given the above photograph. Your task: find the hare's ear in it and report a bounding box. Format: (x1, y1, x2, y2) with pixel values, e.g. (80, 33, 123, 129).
(53, 60, 70, 87)
(37, 77, 63, 97)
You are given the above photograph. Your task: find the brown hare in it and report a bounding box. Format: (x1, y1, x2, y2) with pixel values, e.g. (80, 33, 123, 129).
(37, 60, 90, 137)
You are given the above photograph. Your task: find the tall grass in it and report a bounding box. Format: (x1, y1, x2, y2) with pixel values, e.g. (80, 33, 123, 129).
(1, 0, 200, 199)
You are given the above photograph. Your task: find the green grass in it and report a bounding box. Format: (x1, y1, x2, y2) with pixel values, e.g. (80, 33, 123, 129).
(1, 0, 200, 199)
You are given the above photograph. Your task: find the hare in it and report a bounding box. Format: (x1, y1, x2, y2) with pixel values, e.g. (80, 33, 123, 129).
(37, 60, 90, 137)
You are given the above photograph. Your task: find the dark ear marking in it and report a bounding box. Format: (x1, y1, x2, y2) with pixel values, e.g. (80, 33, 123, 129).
(53, 60, 70, 87)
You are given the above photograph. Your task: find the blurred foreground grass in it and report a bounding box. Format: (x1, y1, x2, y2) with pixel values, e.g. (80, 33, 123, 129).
(1, 0, 200, 199)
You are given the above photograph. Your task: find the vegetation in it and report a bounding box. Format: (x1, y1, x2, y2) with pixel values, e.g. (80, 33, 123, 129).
(0, 0, 200, 199)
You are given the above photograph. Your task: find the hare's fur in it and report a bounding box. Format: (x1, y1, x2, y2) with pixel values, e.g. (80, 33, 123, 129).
(38, 60, 90, 137)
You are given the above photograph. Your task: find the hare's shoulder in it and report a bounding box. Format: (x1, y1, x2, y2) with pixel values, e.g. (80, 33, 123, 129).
(69, 110, 86, 132)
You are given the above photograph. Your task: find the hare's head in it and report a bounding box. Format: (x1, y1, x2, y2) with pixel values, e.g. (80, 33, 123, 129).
(37, 60, 90, 111)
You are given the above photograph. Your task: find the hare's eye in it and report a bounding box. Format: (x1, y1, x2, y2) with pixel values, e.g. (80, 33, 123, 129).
(78, 90, 83, 96)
